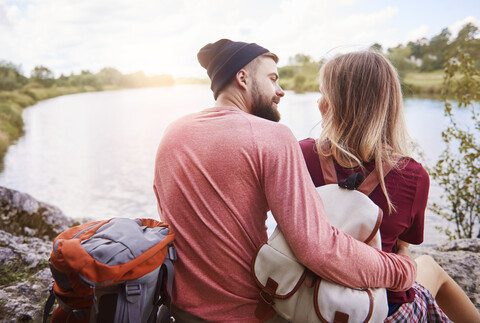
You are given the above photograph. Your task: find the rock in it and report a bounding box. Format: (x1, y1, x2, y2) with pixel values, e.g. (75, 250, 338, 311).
(411, 238, 480, 309)
(0, 230, 53, 322)
(0, 186, 75, 240)
(0, 186, 74, 322)
(0, 186, 478, 320)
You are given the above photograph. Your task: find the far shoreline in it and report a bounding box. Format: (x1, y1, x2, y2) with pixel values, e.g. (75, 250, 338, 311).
(0, 78, 454, 170)
(0, 79, 210, 169)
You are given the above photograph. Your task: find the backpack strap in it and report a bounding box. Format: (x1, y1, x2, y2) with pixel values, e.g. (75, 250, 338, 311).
(43, 285, 56, 323)
(317, 141, 402, 195)
(148, 244, 176, 323)
(357, 157, 401, 196)
(43, 284, 91, 323)
(317, 142, 337, 185)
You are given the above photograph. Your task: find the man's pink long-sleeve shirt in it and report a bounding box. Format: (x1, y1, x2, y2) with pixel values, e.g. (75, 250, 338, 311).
(153, 106, 416, 322)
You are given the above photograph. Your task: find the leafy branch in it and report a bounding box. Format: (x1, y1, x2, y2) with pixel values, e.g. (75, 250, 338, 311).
(429, 49, 480, 240)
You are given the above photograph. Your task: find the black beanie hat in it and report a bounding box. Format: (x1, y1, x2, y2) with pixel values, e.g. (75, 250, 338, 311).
(197, 39, 274, 99)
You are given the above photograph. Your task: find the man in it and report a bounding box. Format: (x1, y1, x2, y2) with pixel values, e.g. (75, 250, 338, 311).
(153, 39, 416, 322)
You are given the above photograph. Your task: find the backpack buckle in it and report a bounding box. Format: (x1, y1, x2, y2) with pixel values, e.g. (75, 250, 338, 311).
(259, 289, 275, 306)
(168, 245, 177, 261)
(125, 283, 142, 303)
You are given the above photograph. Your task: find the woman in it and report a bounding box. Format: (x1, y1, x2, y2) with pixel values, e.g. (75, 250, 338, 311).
(299, 51, 479, 322)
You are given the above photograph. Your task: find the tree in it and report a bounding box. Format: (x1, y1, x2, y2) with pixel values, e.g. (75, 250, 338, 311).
(427, 28, 451, 70)
(289, 53, 312, 65)
(449, 23, 480, 69)
(370, 43, 383, 53)
(293, 74, 306, 91)
(0, 61, 26, 91)
(120, 71, 148, 88)
(386, 45, 417, 79)
(68, 73, 102, 90)
(429, 49, 480, 239)
(30, 65, 55, 87)
(56, 74, 69, 87)
(408, 38, 429, 60)
(98, 67, 122, 86)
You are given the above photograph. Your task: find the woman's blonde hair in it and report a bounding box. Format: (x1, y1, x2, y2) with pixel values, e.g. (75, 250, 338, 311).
(317, 50, 411, 212)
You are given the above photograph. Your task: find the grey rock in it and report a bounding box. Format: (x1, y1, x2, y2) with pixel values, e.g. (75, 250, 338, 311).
(0, 230, 51, 268)
(0, 186, 478, 321)
(0, 268, 53, 322)
(0, 186, 75, 240)
(411, 239, 480, 310)
(0, 231, 53, 322)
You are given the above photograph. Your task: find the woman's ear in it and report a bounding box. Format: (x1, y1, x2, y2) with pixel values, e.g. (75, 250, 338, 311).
(318, 97, 329, 116)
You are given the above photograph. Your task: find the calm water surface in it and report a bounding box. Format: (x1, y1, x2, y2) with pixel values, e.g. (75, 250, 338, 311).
(0, 85, 469, 245)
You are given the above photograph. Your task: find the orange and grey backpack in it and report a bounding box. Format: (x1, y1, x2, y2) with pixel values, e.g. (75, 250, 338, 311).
(43, 217, 176, 323)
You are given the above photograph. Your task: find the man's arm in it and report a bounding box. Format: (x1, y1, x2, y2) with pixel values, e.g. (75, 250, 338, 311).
(260, 126, 416, 291)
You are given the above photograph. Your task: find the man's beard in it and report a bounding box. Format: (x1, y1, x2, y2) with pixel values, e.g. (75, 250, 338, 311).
(251, 81, 281, 122)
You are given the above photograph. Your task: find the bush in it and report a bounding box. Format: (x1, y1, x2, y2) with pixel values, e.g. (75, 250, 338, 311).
(428, 49, 480, 239)
(0, 92, 35, 108)
(0, 61, 27, 91)
(0, 103, 23, 141)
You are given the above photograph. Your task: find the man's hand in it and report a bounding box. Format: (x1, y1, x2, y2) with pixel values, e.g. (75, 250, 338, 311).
(396, 240, 417, 273)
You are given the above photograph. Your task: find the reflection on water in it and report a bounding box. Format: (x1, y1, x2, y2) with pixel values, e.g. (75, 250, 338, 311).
(0, 85, 469, 245)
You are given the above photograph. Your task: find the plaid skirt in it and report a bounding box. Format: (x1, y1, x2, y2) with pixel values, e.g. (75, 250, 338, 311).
(385, 282, 452, 322)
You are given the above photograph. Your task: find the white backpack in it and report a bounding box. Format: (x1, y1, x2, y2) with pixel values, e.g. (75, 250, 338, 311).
(252, 152, 399, 323)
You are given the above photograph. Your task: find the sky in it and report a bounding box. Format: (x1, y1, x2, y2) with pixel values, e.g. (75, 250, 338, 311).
(0, 0, 479, 78)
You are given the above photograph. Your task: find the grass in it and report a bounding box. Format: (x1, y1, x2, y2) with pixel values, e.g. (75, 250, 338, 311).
(279, 69, 447, 96)
(0, 259, 49, 286)
(401, 70, 444, 97)
(403, 70, 444, 87)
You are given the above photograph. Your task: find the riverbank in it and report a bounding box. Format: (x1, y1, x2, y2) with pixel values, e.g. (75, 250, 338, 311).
(278, 67, 444, 97)
(0, 85, 108, 169)
(0, 186, 478, 321)
(0, 69, 445, 169)
(0, 79, 211, 169)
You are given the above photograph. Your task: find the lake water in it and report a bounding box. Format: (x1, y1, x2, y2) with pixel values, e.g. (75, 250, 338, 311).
(0, 84, 469, 245)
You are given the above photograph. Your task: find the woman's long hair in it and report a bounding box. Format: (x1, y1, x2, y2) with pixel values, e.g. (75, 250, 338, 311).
(317, 51, 411, 212)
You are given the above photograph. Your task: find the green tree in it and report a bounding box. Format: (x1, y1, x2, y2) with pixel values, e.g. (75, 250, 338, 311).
(427, 28, 451, 70)
(370, 43, 383, 53)
(30, 65, 55, 87)
(120, 71, 148, 88)
(56, 74, 69, 87)
(386, 45, 417, 79)
(68, 73, 102, 90)
(98, 67, 122, 86)
(289, 53, 312, 65)
(293, 74, 306, 91)
(429, 49, 480, 239)
(449, 23, 480, 69)
(408, 38, 429, 60)
(0, 61, 26, 90)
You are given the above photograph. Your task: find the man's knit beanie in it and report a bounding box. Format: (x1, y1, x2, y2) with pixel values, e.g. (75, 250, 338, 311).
(197, 39, 276, 99)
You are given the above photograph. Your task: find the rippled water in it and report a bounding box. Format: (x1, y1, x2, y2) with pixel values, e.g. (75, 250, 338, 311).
(0, 85, 469, 245)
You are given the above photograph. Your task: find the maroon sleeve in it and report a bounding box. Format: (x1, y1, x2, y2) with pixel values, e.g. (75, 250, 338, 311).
(398, 164, 429, 244)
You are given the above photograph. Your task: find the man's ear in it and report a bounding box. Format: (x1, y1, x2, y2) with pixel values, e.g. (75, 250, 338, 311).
(235, 69, 248, 90)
